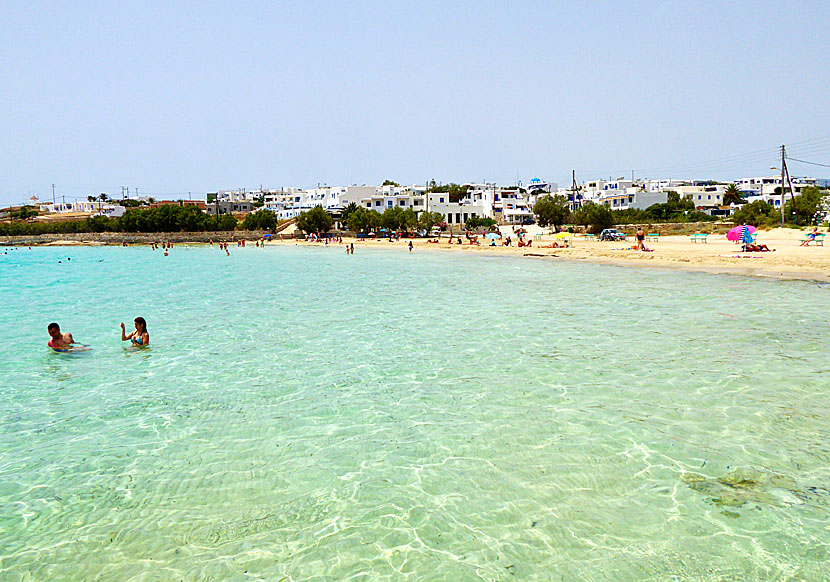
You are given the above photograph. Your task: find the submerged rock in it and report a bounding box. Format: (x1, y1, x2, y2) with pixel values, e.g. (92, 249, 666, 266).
(681, 467, 801, 508)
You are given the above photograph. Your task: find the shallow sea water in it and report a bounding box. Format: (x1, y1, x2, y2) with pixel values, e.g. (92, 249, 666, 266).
(1, 244, 829, 581)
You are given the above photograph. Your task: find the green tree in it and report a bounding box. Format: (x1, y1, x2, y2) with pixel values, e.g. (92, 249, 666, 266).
(381, 206, 406, 231)
(346, 207, 382, 233)
(418, 211, 445, 231)
(730, 199, 776, 226)
(295, 205, 333, 234)
(341, 202, 359, 224)
(217, 214, 239, 230)
(723, 184, 746, 206)
(465, 216, 497, 230)
(644, 191, 696, 221)
(572, 202, 615, 233)
(241, 209, 278, 231)
(10, 206, 38, 220)
(402, 208, 419, 231)
(382, 180, 400, 187)
(533, 195, 571, 230)
(85, 215, 111, 233)
(784, 186, 826, 225)
(98, 193, 109, 202)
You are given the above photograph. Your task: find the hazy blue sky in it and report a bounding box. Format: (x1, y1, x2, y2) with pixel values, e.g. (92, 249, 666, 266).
(2, 1, 829, 205)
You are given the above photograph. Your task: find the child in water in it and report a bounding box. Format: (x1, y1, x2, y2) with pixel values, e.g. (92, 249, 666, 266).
(121, 317, 150, 346)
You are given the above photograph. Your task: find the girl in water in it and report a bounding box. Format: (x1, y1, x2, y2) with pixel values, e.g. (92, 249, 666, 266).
(121, 317, 150, 347)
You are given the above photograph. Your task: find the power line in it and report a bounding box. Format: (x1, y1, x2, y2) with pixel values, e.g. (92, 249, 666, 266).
(786, 156, 830, 169)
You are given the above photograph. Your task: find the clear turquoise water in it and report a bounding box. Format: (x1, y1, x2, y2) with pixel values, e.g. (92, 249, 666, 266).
(1, 244, 829, 581)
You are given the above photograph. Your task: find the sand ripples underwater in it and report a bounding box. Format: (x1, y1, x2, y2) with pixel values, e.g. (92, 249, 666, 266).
(0, 246, 829, 581)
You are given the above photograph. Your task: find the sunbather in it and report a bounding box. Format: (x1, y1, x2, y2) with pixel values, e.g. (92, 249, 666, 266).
(742, 243, 774, 252)
(801, 227, 819, 246)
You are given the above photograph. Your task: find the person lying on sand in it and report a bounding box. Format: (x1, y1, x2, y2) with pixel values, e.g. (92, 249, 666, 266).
(742, 243, 774, 252)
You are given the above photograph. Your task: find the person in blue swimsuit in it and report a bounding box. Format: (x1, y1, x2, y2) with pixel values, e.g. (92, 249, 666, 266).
(121, 317, 149, 347)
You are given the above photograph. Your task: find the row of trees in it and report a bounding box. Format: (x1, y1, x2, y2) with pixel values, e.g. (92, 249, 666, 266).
(533, 186, 828, 233)
(0, 205, 239, 236)
(292, 204, 447, 235)
(533, 192, 720, 233)
(343, 206, 444, 234)
(730, 186, 826, 227)
(241, 209, 280, 231)
(532, 195, 621, 233)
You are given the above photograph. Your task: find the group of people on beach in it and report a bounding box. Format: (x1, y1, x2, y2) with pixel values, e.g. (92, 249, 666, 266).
(306, 233, 344, 243)
(47, 318, 149, 352)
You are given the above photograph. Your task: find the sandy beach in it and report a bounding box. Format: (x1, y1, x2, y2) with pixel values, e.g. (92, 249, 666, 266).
(5, 226, 828, 282)
(275, 227, 830, 282)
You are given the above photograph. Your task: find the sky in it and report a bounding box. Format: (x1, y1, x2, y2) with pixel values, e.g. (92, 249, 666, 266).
(2, 0, 829, 205)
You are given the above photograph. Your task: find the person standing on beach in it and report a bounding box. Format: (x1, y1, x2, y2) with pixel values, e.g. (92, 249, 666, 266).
(121, 317, 149, 347)
(408, 240, 413, 253)
(635, 227, 645, 250)
(47, 323, 75, 351)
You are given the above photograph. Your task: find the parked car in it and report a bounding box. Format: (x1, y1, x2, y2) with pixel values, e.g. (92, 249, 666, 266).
(599, 228, 627, 241)
(521, 218, 536, 225)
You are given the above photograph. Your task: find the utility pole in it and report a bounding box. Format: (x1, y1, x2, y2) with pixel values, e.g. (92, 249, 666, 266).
(781, 146, 798, 226)
(52, 184, 56, 204)
(571, 170, 577, 210)
(780, 145, 786, 227)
